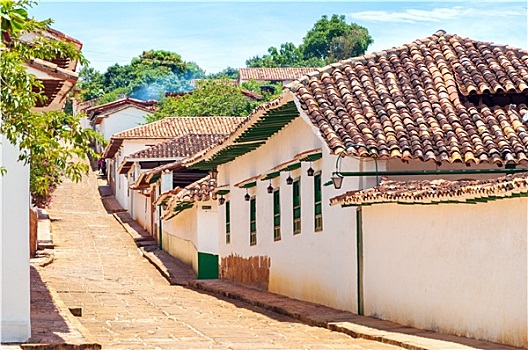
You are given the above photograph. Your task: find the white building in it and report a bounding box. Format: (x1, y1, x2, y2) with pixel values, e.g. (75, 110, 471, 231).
(331, 175, 528, 348)
(1, 27, 82, 343)
(121, 133, 226, 235)
(103, 117, 243, 214)
(156, 176, 219, 279)
(85, 97, 156, 153)
(183, 31, 528, 347)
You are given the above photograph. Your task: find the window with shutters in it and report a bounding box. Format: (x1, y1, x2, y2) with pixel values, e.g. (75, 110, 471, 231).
(273, 189, 281, 241)
(225, 201, 231, 244)
(314, 173, 323, 231)
(293, 179, 301, 234)
(250, 197, 257, 245)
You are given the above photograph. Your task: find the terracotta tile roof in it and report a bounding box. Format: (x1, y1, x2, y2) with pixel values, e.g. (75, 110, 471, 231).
(160, 176, 217, 219)
(86, 97, 157, 123)
(129, 134, 226, 160)
(113, 116, 243, 139)
(103, 116, 244, 159)
(117, 134, 226, 175)
(239, 68, 317, 82)
(287, 30, 528, 165)
(330, 172, 528, 206)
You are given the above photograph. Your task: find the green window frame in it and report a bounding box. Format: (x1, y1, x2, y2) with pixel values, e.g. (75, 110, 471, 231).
(293, 179, 301, 234)
(314, 173, 323, 231)
(250, 197, 257, 246)
(225, 201, 231, 244)
(273, 189, 281, 241)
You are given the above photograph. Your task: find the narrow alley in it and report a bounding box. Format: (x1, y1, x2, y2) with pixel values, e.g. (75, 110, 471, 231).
(40, 165, 399, 349)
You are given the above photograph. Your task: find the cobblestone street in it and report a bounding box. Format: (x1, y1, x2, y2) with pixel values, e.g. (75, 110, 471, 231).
(41, 168, 399, 349)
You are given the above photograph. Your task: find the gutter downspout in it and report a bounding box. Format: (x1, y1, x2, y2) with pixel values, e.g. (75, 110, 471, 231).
(356, 206, 364, 316)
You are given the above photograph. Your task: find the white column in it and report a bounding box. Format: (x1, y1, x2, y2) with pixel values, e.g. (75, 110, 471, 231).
(161, 170, 173, 193)
(0, 136, 31, 342)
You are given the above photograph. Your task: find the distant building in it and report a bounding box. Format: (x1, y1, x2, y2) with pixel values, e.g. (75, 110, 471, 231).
(238, 67, 317, 86)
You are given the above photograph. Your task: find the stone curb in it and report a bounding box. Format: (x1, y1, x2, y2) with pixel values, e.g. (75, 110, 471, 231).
(139, 247, 183, 286)
(189, 281, 477, 350)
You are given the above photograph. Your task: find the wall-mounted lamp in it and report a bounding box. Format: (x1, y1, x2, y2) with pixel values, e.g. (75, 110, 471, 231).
(244, 189, 251, 201)
(331, 172, 344, 189)
(209, 168, 218, 180)
(307, 162, 314, 177)
(286, 173, 293, 185)
(267, 181, 274, 194)
(218, 195, 225, 205)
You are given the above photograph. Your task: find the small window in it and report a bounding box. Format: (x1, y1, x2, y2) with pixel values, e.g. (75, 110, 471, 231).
(225, 201, 231, 244)
(273, 189, 281, 241)
(293, 179, 301, 234)
(314, 173, 323, 231)
(250, 197, 257, 246)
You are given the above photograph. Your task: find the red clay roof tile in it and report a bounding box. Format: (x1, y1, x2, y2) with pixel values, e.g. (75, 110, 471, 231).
(239, 67, 317, 82)
(103, 116, 244, 159)
(288, 31, 528, 165)
(126, 134, 226, 160)
(330, 172, 528, 206)
(112, 116, 243, 139)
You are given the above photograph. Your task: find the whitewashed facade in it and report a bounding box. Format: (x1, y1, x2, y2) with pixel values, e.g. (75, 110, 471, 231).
(161, 198, 219, 279)
(214, 116, 373, 311)
(0, 138, 31, 342)
(355, 198, 528, 348)
(92, 106, 152, 153)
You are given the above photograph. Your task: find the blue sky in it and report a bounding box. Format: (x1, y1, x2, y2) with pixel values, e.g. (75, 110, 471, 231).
(32, 1, 528, 74)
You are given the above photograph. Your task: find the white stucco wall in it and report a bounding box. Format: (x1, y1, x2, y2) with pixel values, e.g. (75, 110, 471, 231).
(0, 137, 30, 342)
(131, 190, 150, 230)
(161, 200, 219, 273)
(217, 116, 378, 312)
(162, 207, 199, 274)
(113, 139, 168, 211)
(196, 201, 218, 255)
(98, 107, 151, 141)
(361, 200, 528, 348)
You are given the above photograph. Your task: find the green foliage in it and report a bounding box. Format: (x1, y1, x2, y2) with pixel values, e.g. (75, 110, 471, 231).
(301, 14, 373, 61)
(207, 66, 239, 79)
(0, 0, 29, 41)
(239, 79, 282, 100)
(77, 49, 206, 103)
(246, 42, 322, 68)
(0, 0, 103, 206)
(246, 14, 373, 68)
(146, 79, 257, 122)
(77, 65, 105, 101)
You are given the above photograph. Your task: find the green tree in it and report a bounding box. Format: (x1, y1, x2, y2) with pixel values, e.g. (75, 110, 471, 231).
(208, 66, 239, 79)
(246, 14, 373, 68)
(1, 0, 102, 206)
(145, 79, 257, 122)
(301, 14, 373, 61)
(78, 50, 206, 103)
(76, 65, 105, 101)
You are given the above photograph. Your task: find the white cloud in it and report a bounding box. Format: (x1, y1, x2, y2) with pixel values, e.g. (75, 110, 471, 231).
(349, 5, 525, 24)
